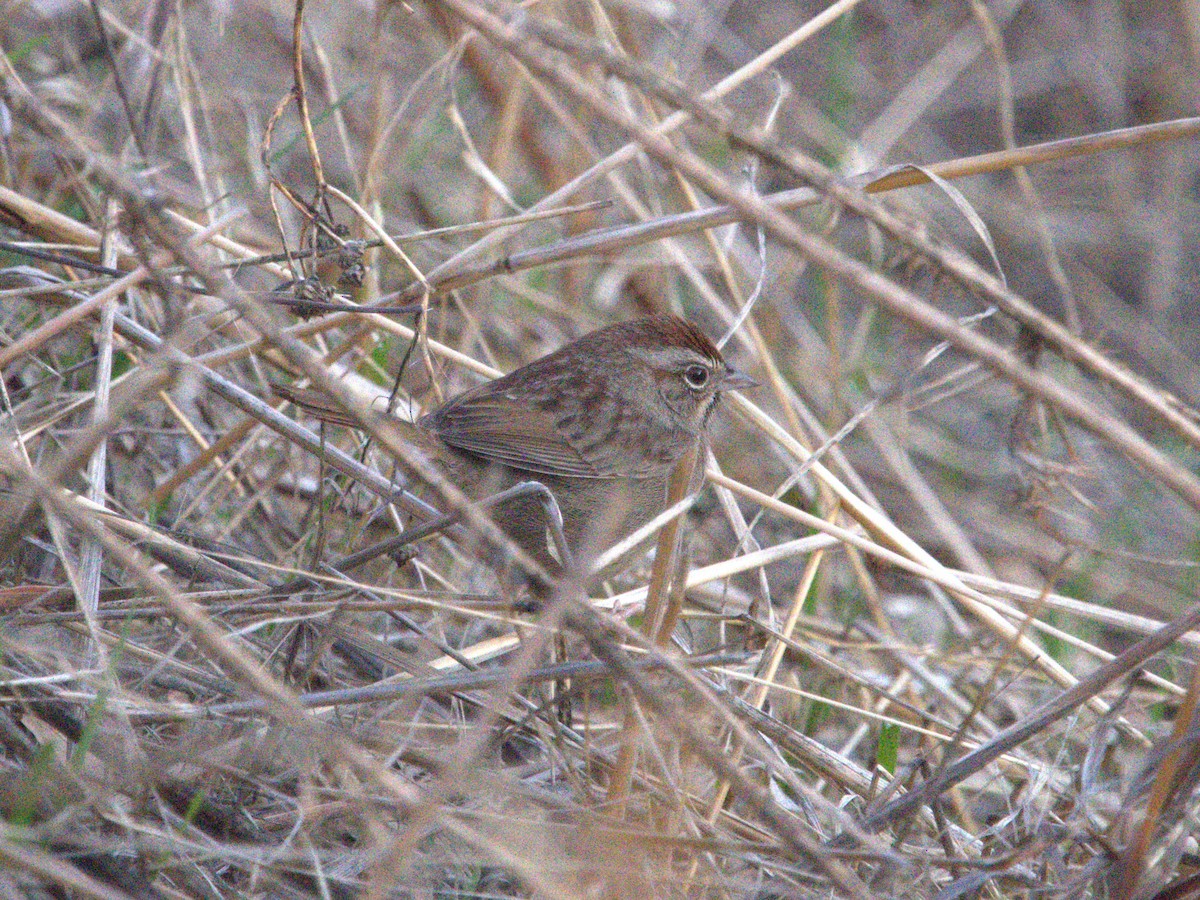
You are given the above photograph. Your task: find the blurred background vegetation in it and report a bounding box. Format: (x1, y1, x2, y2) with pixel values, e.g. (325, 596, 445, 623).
(1, 0, 1199, 896)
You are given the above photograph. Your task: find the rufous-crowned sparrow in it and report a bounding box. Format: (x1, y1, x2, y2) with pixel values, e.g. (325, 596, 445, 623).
(276, 315, 753, 576)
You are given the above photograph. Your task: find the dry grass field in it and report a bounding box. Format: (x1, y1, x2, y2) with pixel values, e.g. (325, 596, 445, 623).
(1, 0, 1199, 896)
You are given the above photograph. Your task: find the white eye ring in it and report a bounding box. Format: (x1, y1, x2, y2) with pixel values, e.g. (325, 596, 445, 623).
(683, 364, 710, 389)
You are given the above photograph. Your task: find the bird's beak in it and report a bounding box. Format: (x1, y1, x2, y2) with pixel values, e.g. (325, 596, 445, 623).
(722, 368, 759, 391)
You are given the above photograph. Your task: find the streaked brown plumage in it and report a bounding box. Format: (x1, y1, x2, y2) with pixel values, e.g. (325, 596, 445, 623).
(276, 315, 753, 576)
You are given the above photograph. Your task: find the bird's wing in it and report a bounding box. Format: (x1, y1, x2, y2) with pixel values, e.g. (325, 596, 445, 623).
(424, 381, 687, 479)
(424, 396, 610, 477)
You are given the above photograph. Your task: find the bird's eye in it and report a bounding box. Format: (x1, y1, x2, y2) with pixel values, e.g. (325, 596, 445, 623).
(683, 364, 710, 389)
